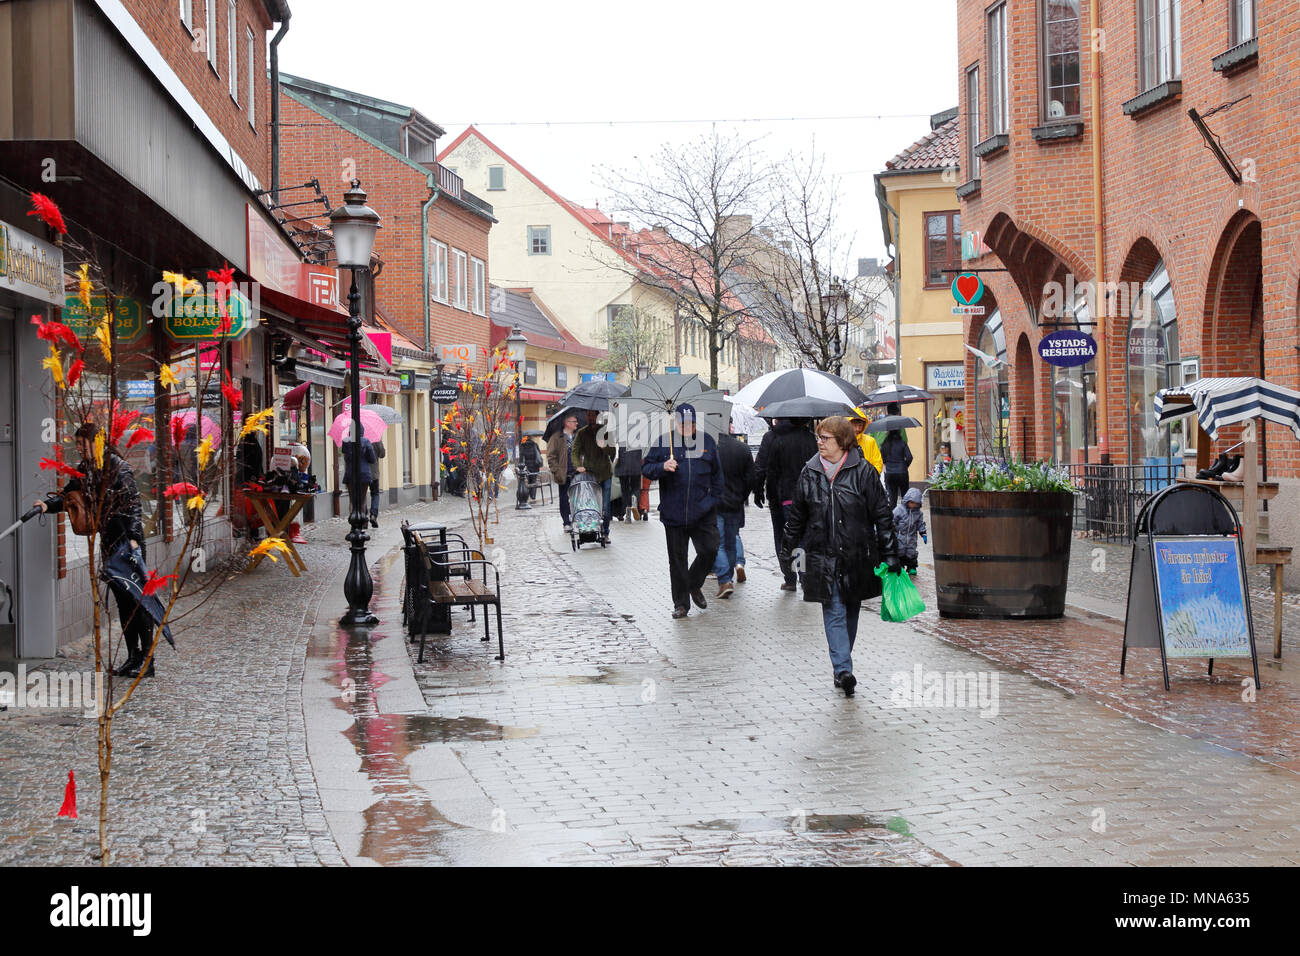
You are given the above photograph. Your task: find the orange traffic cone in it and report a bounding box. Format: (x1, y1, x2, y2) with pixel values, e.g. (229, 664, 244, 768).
(57, 770, 77, 818)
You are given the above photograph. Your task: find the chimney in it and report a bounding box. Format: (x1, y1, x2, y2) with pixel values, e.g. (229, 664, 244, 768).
(858, 258, 879, 277)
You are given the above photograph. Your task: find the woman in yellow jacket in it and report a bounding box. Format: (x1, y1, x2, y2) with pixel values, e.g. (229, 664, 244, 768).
(849, 407, 884, 476)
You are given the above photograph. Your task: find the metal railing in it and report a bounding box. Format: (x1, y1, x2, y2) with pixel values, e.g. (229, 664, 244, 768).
(1063, 461, 1185, 543)
(435, 163, 463, 199)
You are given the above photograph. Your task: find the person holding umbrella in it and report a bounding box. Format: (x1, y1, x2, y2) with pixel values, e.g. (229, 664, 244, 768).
(780, 416, 899, 697)
(546, 411, 581, 533)
(880, 429, 913, 508)
(642, 406, 723, 619)
(341, 428, 378, 529)
(572, 408, 616, 543)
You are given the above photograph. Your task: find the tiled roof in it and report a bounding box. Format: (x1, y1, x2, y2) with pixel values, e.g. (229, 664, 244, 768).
(884, 116, 960, 172)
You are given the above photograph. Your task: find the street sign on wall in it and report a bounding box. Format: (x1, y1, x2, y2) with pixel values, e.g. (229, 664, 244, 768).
(926, 363, 965, 391)
(162, 289, 252, 341)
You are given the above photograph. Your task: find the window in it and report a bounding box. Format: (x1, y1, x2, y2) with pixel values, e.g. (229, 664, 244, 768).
(227, 1, 237, 103)
(430, 240, 448, 303)
(974, 310, 1009, 458)
(471, 257, 486, 316)
(180, 0, 193, 31)
(206, 0, 217, 69)
(246, 27, 255, 128)
(488, 166, 505, 190)
(452, 249, 468, 310)
(987, 2, 1009, 135)
(924, 211, 962, 287)
(1139, 0, 1181, 89)
(1231, 0, 1255, 45)
(1041, 1, 1081, 119)
(965, 65, 981, 179)
(1127, 261, 1181, 463)
(528, 225, 550, 256)
(555, 365, 568, 389)
(1051, 287, 1097, 464)
(524, 360, 537, 385)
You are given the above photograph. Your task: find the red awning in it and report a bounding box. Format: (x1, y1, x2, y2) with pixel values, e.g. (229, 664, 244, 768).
(260, 286, 386, 369)
(520, 388, 565, 402)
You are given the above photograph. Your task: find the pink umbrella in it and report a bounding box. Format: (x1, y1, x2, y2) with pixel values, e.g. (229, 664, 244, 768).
(329, 409, 387, 446)
(175, 409, 222, 449)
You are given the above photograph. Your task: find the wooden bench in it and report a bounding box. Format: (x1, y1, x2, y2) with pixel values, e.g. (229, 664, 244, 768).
(412, 536, 503, 663)
(1257, 546, 1293, 659)
(400, 522, 476, 637)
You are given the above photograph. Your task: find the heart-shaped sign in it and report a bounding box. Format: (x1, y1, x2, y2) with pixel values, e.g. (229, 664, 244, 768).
(952, 274, 983, 305)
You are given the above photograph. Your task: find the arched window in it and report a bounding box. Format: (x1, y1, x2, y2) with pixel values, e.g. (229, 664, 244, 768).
(1051, 288, 1097, 463)
(1126, 261, 1180, 463)
(974, 310, 1009, 457)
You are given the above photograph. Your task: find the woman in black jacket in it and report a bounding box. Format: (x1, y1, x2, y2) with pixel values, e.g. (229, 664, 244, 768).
(35, 422, 155, 678)
(781, 416, 899, 697)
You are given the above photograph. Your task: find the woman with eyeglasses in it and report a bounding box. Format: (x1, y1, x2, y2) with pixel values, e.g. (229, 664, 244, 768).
(780, 416, 899, 697)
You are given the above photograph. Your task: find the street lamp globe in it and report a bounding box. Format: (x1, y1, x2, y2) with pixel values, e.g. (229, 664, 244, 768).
(329, 180, 381, 269)
(505, 326, 528, 366)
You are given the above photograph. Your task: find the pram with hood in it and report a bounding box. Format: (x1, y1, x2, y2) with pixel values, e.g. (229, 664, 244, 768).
(567, 471, 605, 550)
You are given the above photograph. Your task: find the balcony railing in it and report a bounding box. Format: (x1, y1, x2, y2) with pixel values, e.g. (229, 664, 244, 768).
(435, 163, 462, 199)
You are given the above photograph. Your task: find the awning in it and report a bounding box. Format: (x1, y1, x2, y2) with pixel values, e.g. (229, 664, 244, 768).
(290, 362, 346, 389)
(520, 388, 565, 402)
(260, 286, 388, 370)
(1154, 377, 1300, 440)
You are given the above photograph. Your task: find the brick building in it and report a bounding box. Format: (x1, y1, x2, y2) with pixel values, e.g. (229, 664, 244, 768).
(277, 74, 496, 503)
(955, 0, 1299, 561)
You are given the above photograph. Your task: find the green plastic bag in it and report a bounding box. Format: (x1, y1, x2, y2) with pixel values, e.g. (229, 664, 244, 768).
(875, 563, 926, 623)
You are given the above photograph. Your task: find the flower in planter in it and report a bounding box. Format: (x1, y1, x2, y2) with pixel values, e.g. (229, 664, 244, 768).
(928, 458, 1075, 493)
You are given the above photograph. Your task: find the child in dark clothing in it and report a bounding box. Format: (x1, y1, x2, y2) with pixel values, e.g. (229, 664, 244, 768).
(892, 487, 927, 574)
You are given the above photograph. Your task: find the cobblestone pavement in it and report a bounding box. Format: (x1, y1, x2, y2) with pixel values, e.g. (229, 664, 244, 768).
(345, 496, 1300, 866)
(0, 500, 458, 866)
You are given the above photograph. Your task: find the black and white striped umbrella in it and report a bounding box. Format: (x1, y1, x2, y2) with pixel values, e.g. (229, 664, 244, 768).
(1154, 377, 1300, 440)
(732, 368, 869, 414)
(863, 382, 936, 406)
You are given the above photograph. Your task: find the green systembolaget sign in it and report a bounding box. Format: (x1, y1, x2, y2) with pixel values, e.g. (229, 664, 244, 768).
(64, 295, 147, 343)
(160, 288, 253, 341)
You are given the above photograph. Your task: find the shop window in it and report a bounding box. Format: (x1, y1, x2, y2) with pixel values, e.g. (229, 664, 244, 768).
(924, 211, 962, 288)
(1126, 260, 1181, 464)
(973, 311, 1009, 458)
(1041, 0, 1082, 120)
(1139, 0, 1181, 90)
(1051, 289, 1098, 464)
(401, 392, 413, 485)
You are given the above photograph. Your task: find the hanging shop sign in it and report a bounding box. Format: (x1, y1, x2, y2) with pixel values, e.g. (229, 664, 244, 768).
(360, 372, 401, 395)
(0, 220, 63, 305)
(64, 295, 147, 343)
(926, 364, 965, 391)
(436, 343, 477, 364)
(161, 289, 253, 341)
(1122, 485, 1260, 692)
(1037, 330, 1097, 368)
(431, 385, 460, 404)
(950, 273, 985, 316)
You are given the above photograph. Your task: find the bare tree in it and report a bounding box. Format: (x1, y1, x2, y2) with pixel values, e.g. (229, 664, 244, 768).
(595, 304, 672, 380)
(598, 129, 773, 388)
(738, 147, 887, 374)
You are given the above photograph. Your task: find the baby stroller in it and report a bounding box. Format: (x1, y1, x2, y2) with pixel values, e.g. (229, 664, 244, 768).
(568, 471, 605, 550)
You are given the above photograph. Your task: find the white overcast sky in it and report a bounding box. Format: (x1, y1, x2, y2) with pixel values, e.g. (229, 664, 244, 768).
(278, 0, 958, 264)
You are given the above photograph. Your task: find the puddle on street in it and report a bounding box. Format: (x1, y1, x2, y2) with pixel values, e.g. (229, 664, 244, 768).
(691, 813, 902, 835)
(545, 666, 644, 687)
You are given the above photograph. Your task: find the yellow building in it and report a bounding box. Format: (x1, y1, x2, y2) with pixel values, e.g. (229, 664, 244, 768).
(876, 109, 968, 482)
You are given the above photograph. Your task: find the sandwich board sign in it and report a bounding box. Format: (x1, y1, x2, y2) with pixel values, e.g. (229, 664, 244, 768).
(1122, 484, 1260, 691)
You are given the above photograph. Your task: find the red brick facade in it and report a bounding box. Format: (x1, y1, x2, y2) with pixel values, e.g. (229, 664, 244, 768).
(277, 91, 492, 362)
(956, 0, 1299, 478)
(122, 0, 274, 187)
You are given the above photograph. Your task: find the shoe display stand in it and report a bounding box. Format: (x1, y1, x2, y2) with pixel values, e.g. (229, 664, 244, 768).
(1177, 426, 1292, 657)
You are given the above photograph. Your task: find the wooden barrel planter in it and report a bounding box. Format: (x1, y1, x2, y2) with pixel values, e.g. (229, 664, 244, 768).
(928, 489, 1074, 619)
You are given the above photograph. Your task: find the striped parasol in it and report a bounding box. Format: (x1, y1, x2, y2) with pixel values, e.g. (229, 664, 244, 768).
(1153, 377, 1300, 440)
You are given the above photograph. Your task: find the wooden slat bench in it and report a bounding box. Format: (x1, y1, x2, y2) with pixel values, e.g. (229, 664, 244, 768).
(412, 536, 503, 663)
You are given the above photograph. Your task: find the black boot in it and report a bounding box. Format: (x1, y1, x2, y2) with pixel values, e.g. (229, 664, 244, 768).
(122, 656, 155, 679)
(114, 652, 142, 677)
(1197, 453, 1231, 480)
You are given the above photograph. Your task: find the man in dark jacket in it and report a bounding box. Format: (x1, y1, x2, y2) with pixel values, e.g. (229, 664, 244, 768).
(752, 418, 818, 590)
(880, 429, 913, 508)
(712, 429, 754, 598)
(780, 416, 900, 696)
(614, 445, 644, 521)
(643, 409, 724, 618)
(341, 435, 377, 521)
(520, 435, 543, 501)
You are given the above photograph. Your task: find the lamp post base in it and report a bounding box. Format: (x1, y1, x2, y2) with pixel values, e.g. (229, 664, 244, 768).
(340, 521, 378, 628)
(340, 608, 380, 628)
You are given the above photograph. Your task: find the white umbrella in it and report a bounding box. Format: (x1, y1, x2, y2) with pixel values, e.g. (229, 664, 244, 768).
(733, 368, 869, 413)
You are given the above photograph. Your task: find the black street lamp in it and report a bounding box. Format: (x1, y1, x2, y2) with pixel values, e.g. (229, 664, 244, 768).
(505, 326, 530, 510)
(329, 179, 382, 628)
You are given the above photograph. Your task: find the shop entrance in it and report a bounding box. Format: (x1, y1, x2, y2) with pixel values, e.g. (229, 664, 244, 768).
(0, 309, 16, 660)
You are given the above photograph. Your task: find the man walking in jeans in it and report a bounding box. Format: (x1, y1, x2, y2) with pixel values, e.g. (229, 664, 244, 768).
(545, 412, 581, 533)
(642, 407, 723, 619)
(712, 428, 754, 599)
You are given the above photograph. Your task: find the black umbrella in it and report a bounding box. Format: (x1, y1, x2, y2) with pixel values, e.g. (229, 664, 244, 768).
(559, 378, 627, 411)
(868, 414, 922, 432)
(760, 397, 856, 420)
(543, 406, 582, 442)
(733, 368, 869, 412)
(863, 383, 935, 406)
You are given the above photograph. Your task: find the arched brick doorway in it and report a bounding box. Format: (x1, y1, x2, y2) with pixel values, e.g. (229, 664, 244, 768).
(1014, 332, 1036, 459)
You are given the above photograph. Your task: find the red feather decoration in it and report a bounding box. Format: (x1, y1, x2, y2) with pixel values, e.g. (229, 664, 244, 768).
(111, 407, 141, 444)
(163, 482, 200, 498)
(27, 192, 67, 235)
(39, 457, 84, 479)
(30, 315, 82, 351)
(142, 570, 177, 597)
(221, 371, 242, 410)
(66, 359, 85, 388)
(57, 771, 77, 818)
(125, 427, 154, 450)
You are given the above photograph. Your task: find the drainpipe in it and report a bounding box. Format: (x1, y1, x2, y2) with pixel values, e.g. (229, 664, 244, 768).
(1090, 0, 1108, 463)
(882, 198, 903, 389)
(422, 173, 440, 492)
(269, 9, 291, 204)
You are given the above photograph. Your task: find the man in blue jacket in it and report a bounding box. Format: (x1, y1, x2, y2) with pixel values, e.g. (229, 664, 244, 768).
(642, 407, 723, 619)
